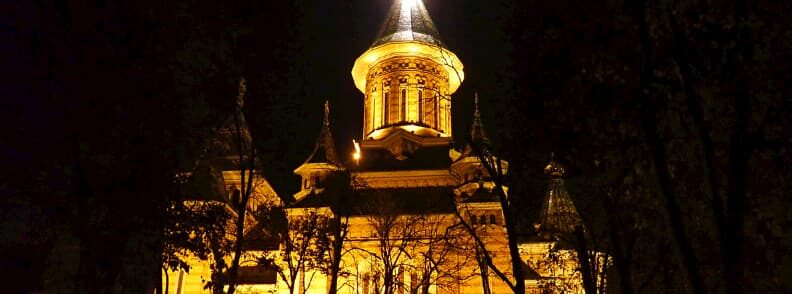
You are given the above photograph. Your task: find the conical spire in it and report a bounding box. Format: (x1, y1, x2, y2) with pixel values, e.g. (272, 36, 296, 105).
(236, 78, 246, 109)
(470, 92, 490, 146)
(372, 0, 444, 47)
(303, 100, 341, 166)
(536, 153, 582, 239)
(221, 77, 249, 130)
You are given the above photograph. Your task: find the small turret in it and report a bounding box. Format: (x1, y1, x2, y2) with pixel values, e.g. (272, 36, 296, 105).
(470, 93, 491, 147)
(293, 101, 343, 202)
(451, 94, 508, 199)
(535, 154, 582, 240)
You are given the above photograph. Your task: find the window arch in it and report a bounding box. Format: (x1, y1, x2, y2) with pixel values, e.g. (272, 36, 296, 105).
(479, 215, 487, 225)
(401, 89, 407, 121)
(490, 215, 497, 225)
(418, 90, 423, 124)
(383, 80, 390, 125)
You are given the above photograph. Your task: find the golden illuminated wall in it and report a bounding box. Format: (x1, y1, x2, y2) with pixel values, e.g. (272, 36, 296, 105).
(362, 56, 452, 138)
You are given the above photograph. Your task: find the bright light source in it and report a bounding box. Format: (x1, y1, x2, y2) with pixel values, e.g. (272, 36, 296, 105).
(402, 0, 419, 10)
(352, 140, 361, 162)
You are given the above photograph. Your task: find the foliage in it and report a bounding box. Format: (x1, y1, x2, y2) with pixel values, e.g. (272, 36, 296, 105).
(162, 200, 232, 274)
(258, 209, 332, 294)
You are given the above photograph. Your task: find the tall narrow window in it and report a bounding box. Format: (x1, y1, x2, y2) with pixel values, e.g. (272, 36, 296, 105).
(370, 86, 377, 131)
(401, 89, 407, 121)
(383, 92, 389, 125)
(434, 94, 439, 129)
(418, 90, 423, 124)
(372, 91, 376, 129)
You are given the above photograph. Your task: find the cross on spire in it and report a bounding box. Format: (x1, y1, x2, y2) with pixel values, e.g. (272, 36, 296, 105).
(470, 92, 490, 145)
(323, 100, 330, 127)
(302, 100, 341, 166)
(236, 77, 246, 109)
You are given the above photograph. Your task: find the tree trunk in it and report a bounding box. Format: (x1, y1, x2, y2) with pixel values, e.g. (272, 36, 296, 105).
(574, 226, 597, 294)
(723, 1, 751, 292)
(633, 0, 705, 293)
(605, 202, 633, 294)
(476, 246, 492, 294)
(493, 180, 526, 294)
(327, 216, 345, 294)
(162, 267, 168, 294)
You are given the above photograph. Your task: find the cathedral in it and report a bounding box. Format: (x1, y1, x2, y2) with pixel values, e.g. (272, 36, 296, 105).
(163, 0, 604, 293)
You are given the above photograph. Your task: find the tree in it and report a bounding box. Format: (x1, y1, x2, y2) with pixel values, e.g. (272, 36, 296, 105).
(161, 197, 231, 294)
(361, 193, 424, 294)
(456, 139, 527, 294)
(323, 172, 357, 294)
(259, 209, 331, 294)
(411, 214, 479, 294)
(159, 78, 275, 294)
(497, 0, 790, 292)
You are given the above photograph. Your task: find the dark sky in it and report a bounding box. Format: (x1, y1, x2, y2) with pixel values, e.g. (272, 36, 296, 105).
(0, 0, 515, 199)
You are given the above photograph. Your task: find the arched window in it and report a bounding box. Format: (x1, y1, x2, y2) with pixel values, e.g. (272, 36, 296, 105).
(433, 94, 439, 129)
(490, 215, 497, 225)
(417, 77, 426, 124)
(418, 90, 423, 124)
(401, 89, 407, 121)
(383, 92, 389, 124)
(479, 215, 487, 225)
(370, 86, 377, 130)
(470, 215, 477, 225)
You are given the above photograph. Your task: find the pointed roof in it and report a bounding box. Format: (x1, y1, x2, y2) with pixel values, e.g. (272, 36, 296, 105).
(198, 78, 254, 171)
(454, 93, 491, 162)
(219, 78, 250, 132)
(303, 101, 341, 166)
(536, 154, 582, 239)
(372, 0, 444, 48)
(352, 0, 464, 94)
(470, 93, 491, 146)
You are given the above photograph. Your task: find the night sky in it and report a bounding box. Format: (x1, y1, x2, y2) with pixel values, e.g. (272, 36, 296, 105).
(2, 0, 514, 197)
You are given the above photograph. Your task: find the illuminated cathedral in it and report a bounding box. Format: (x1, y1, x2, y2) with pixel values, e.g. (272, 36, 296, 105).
(282, 0, 602, 293)
(164, 0, 603, 293)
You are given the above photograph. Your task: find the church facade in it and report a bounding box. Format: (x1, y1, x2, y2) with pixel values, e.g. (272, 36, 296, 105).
(281, 0, 601, 293)
(163, 0, 603, 293)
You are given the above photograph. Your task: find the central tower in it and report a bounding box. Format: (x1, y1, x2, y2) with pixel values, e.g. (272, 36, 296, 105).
(352, 0, 464, 142)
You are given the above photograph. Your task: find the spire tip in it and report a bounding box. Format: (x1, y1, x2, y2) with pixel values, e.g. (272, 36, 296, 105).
(323, 100, 330, 126)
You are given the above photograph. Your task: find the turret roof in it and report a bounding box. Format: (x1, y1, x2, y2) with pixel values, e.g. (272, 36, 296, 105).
(470, 93, 491, 146)
(302, 101, 341, 166)
(371, 0, 445, 47)
(455, 93, 491, 161)
(535, 156, 583, 240)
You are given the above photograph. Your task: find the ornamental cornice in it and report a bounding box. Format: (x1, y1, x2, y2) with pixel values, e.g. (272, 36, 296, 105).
(353, 169, 457, 189)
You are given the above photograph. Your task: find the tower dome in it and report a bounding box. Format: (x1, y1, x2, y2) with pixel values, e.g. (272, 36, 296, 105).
(352, 0, 464, 140)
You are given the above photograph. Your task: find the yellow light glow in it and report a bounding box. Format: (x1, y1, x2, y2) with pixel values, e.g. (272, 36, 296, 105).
(352, 140, 361, 162)
(402, 0, 419, 10)
(352, 42, 465, 94)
